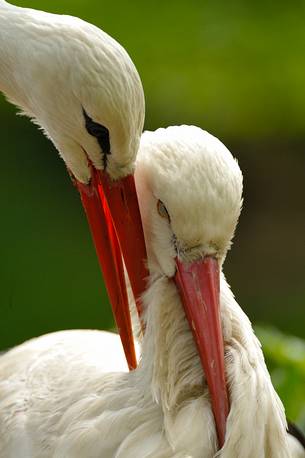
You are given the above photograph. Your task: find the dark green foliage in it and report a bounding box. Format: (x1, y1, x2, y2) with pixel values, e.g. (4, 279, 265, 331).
(257, 326, 305, 429)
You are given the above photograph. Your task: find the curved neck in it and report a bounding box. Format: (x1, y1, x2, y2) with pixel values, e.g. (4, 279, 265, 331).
(0, 3, 14, 91)
(0, 3, 42, 110)
(0, 3, 24, 102)
(0, 3, 18, 67)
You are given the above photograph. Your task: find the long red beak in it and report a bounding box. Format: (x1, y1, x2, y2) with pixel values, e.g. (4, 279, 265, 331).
(174, 256, 229, 448)
(99, 171, 148, 326)
(75, 165, 148, 370)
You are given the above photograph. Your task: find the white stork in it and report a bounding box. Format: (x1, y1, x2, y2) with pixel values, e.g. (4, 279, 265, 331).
(0, 0, 149, 370)
(0, 2, 304, 457)
(1, 124, 304, 457)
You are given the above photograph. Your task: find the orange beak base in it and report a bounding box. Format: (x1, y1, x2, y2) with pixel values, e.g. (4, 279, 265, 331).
(174, 256, 229, 447)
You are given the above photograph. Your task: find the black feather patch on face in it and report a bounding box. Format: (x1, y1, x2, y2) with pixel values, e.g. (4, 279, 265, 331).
(83, 108, 111, 167)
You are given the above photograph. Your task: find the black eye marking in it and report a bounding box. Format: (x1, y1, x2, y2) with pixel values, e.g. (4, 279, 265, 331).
(157, 200, 170, 221)
(83, 108, 111, 167)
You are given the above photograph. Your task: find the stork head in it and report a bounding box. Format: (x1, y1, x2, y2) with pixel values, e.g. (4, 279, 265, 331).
(135, 125, 243, 446)
(1, 6, 147, 369)
(135, 125, 242, 275)
(51, 25, 145, 184)
(3, 9, 145, 182)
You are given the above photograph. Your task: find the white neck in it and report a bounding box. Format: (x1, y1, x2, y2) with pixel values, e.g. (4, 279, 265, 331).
(0, 3, 31, 108)
(218, 277, 290, 457)
(137, 276, 218, 455)
(0, 3, 55, 113)
(0, 3, 15, 93)
(140, 277, 205, 409)
(137, 272, 290, 457)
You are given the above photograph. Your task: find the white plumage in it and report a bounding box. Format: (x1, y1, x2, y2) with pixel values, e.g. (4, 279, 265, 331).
(0, 127, 303, 457)
(0, 2, 304, 457)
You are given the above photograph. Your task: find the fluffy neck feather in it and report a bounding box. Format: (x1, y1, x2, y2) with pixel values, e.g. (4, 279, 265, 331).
(137, 275, 218, 456)
(137, 272, 290, 457)
(140, 276, 205, 410)
(218, 277, 290, 457)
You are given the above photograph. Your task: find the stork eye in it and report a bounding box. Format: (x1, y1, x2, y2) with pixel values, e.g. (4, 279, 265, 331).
(157, 200, 170, 220)
(82, 108, 111, 156)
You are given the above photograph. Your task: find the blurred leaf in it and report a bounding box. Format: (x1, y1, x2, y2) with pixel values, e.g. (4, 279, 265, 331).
(256, 326, 305, 429)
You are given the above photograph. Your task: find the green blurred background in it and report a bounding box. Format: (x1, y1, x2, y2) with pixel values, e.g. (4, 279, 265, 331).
(1, 0, 304, 427)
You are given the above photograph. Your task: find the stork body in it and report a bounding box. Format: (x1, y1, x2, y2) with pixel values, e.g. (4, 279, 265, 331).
(1, 127, 303, 457)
